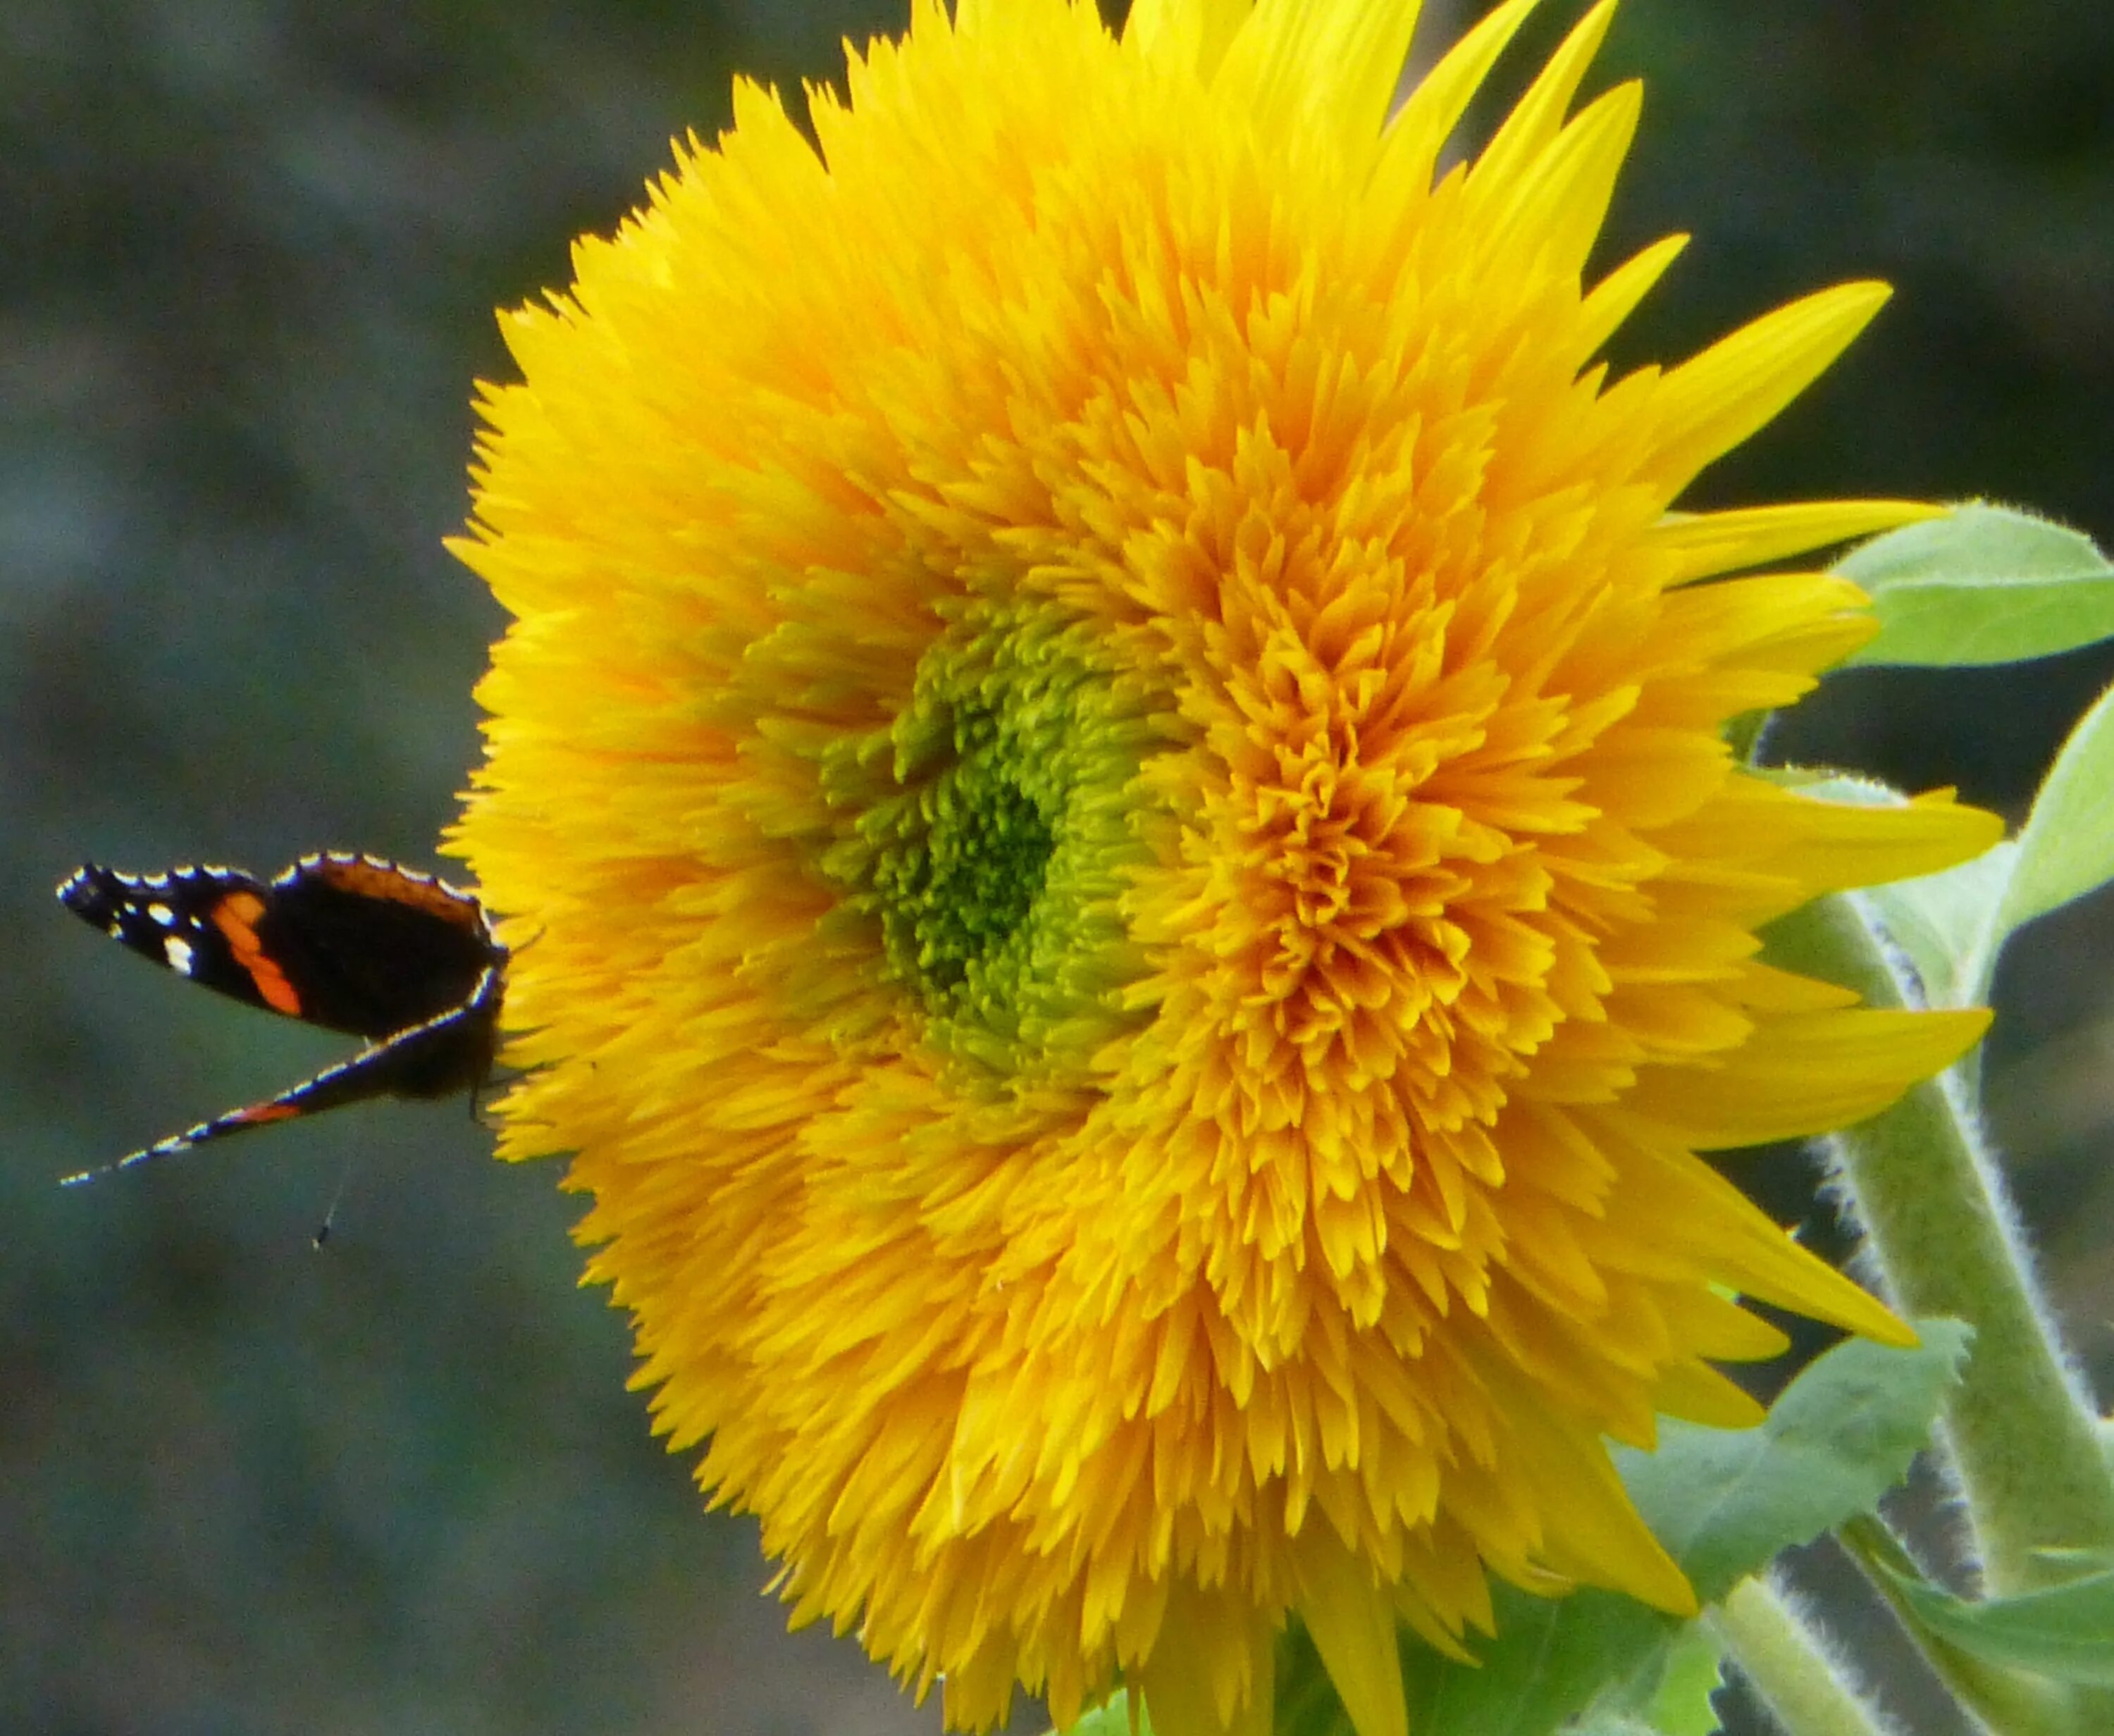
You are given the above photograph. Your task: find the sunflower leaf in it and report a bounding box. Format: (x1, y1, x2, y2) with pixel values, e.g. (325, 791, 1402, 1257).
(1867, 1558, 2114, 1687)
(1862, 673, 2114, 1008)
(1854, 843, 2017, 1010)
(1385, 1322, 1969, 1735)
(1987, 676, 2114, 948)
(1837, 503, 2114, 669)
(1621, 1319, 1972, 1604)
(1055, 1690, 1152, 1735)
(1634, 1624, 1726, 1735)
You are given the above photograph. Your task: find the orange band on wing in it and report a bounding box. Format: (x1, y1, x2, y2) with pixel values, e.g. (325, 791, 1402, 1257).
(211, 891, 304, 1016)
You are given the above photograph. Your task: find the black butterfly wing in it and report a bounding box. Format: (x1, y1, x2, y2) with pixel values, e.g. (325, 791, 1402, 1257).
(56, 961, 505, 1185)
(58, 862, 305, 1024)
(58, 854, 496, 1040)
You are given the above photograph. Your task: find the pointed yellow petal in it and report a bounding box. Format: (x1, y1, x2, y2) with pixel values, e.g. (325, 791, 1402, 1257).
(1484, 1377, 1698, 1614)
(1468, 0, 1619, 192)
(1479, 80, 1640, 282)
(1213, 0, 1424, 159)
(1648, 282, 1893, 490)
(1295, 1532, 1411, 1736)
(1139, 1583, 1275, 1736)
(1656, 782, 2004, 907)
(1571, 232, 1688, 366)
(1376, 0, 1540, 192)
(1624, 1006, 1990, 1147)
(1653, 498, 1944, 584)
(1653, 1358, 1768, 1430)
(1731, 1232, 1917, 1347)
(1126, 0, 1251, 84)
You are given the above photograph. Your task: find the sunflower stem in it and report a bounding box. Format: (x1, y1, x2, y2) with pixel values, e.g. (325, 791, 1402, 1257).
(1765, 894, 2114, 1596)
(1708, 1574, 1903, 1736)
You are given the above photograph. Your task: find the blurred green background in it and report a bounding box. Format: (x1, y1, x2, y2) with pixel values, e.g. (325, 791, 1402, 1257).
(6, 3, 2109, 1732)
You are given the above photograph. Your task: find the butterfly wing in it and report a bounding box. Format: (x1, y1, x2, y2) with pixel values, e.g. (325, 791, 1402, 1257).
(58, 854, 498, 1040)
(57, 961, 505, 1185)
(58, 862, 310, 1024)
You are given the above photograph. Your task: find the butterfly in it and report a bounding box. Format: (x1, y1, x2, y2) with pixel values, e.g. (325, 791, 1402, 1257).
(57, 851, 507, 1184)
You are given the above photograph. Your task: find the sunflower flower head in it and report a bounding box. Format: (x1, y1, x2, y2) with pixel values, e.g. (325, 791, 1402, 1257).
(450, 2, 1998, 1732)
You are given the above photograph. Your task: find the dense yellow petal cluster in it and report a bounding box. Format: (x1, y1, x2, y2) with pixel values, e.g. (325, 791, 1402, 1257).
(450, 3, 1998, 1733)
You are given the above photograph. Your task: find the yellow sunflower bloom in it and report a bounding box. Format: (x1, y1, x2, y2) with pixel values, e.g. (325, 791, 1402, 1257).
(449, 2, 1998, 1733)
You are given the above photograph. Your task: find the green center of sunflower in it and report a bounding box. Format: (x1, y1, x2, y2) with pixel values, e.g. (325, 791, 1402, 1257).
(817, 603, 1164, 1077)
(869, 706, 1056, 996)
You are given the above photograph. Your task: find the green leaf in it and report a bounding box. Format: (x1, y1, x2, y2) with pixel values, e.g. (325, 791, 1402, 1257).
(1872, 1559, 2114, 1687)
(1994, 676, 2114, 941)
(1387, 1324, 1970, 1736)
(1054, 1690, 1151, 1736)
(1855, 842, 2017, 1010)
(1864, 676, 2114, 1008)
(1620, 1320, 1972, 1605)
(1636, 1625, 1726, 1736)
(1072, 1332, 1967, 1736)
(1837, 503, 2114, 669)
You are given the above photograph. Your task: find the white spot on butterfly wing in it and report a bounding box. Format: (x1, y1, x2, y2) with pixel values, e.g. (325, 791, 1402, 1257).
(164, 936, 197, 974)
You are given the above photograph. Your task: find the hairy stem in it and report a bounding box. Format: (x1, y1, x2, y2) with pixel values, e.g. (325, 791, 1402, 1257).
(1710, 1575, 1901, 1736)
(1767, 894, 2114, 1593)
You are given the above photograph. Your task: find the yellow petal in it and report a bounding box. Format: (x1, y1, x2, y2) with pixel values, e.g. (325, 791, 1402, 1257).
(1126, 0, 1251, 84)
(1468, 0, 1619, 194)
(1138, 1584, 1275, 1736)
(1294, 1530, 1411, 1736)
(1571, 232, 1689, 366)
(1375, 0, 1540, 193)
(1648, 282, 1893, 490)
(1624, 1006, 1990, 1147)
(1652, 498, 1945, 585)
(1211, 0, 1425, 161)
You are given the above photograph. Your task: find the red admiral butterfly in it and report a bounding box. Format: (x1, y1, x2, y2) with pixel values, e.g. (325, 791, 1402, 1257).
(58, 852, 507, 1183)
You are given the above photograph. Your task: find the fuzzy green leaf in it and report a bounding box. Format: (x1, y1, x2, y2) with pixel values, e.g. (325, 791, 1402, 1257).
(1995, 676, 2114, 941)
(1865, 675, 2114, 1009)
(1838, 504, 2114, 669)
(1872, 1559, 2114, 1687)
(1855, 842, 2017, 1010)
(1388, 1325, 1969, 1735)
(1623, 1320, 1971, 1604)
(1056, 1690, 1150, 1736)
(1636, 1625, 1726, 1735)
(1065, 1331, 1967, 1736)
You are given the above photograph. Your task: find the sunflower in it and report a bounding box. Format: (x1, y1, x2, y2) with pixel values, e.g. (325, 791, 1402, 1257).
(448, 2, 1997, 1732)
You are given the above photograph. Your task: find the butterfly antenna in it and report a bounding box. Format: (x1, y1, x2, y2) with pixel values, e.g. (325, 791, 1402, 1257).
(312, 1154, 359, 1249)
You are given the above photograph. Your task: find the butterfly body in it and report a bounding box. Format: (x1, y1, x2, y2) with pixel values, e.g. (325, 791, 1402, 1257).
(58, 852, 507, 1180)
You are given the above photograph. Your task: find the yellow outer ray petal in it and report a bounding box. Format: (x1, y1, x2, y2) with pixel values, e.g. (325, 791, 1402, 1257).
(1376, 0, 1540, 192)
(1485, 1370, 1698, 1614)
(1647, 282, 1893, 490)
(1623, 1006, 1990, 1148)
(1653, 1358, 1769, 1431)
(1654, 783, 2003, 909)
(1211, 0, 1425, 163)
(1127, 0, 1252, 84)
(1571, 232, 1689, 366)
(1653, 498, 1946, 584)
(1481, 80, 1640, 283)
(1139, 1584, 1276, 1736)
(1294, 1530, 1411, 1736)
(1469, 0, 1619, 192)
